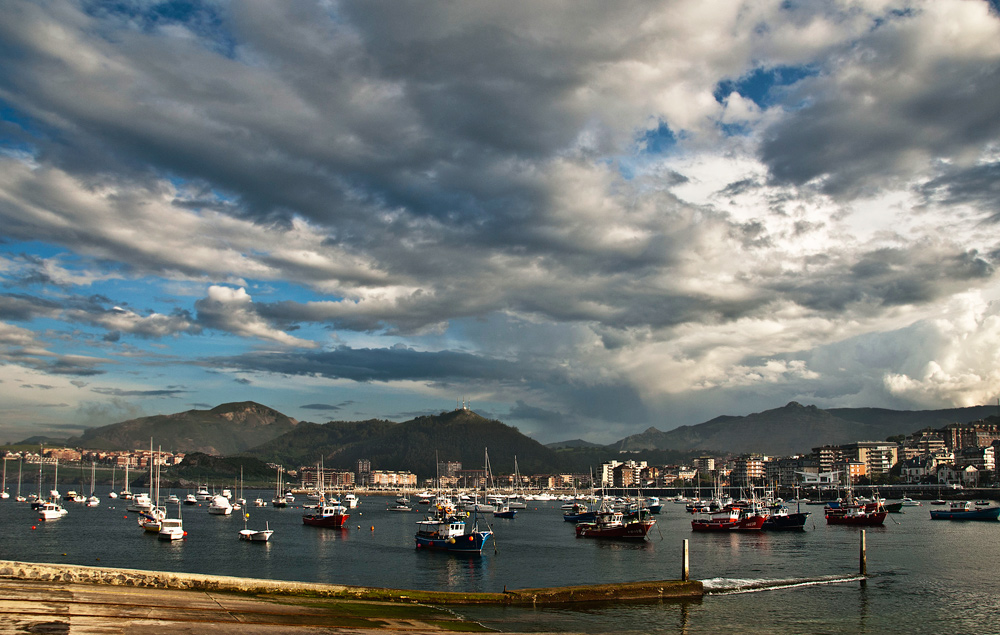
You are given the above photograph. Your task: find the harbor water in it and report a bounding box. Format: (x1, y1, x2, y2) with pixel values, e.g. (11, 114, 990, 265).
(2, 493, 999, 633)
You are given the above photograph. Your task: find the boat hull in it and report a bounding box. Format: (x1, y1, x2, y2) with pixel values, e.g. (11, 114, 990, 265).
(302, 513, 349, 528)
(762, 512, 810, 531)
(930, 506, 1000, 521)
(414, 531, 492, 552)
(576, 520, 655, 539)
(825, 511, 887, 526)
(691, 516, 766, 532)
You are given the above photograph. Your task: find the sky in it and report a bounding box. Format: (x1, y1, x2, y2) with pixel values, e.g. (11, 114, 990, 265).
(2, 0, 1000, 445)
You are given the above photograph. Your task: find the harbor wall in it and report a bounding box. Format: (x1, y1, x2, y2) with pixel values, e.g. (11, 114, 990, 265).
(0, 559, 703, 605)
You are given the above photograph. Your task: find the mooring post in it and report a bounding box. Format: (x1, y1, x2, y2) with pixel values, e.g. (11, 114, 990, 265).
(859, 529, 867, 577)
(682, 539, 689, 582)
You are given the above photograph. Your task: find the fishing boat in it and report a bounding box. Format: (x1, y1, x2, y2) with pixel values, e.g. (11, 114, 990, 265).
(493, 504, 517, 519)
(343, 493, 360, 508)
(562, 501, 598, 523)
(825, 499, 887, 526)
(414, 499, 493, 552)
(930, 501, 1000, 521)
(692, 502, 768, 532)
(576, 505, 656, 539)
(302, 462, 349, 528)
(762, 504, 809, 531)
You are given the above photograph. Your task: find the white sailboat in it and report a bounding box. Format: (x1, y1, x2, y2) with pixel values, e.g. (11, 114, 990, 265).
(1, 457, 9, 499)
(86, 462, 100, 507)
(271, 466, 287, 507)
(108, 464, 118, 499)
(119, 461, 132, 500)
(139, 443, 166, 531)
(15, 459, 26, 502)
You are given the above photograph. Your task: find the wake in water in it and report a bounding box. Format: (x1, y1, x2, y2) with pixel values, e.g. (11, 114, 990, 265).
(701, 574, 865, 595)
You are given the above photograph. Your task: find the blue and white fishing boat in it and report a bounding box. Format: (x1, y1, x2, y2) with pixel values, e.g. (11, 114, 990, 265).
(930, 501, 1000, 521)
(414, 500, 493, 553)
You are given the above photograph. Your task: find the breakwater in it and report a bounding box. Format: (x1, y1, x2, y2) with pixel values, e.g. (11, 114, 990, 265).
(0, 559, 703, 605)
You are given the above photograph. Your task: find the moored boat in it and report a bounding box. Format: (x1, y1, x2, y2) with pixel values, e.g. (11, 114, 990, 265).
(158, 517, 185, 541)
(302, 497, 350, 528)
(207, 495, 233, 515)
(37, 501, 68, 520)
(692, 503, 767, 532)
(930, 501, 1000, 521)
(576, 506, 656, 540)
(825, 499, 887, 526)
(762, 505, 810, 531)
(414, 500, 493, 552)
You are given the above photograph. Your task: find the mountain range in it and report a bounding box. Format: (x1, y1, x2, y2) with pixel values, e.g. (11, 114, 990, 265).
(21, 400, 1000, 478)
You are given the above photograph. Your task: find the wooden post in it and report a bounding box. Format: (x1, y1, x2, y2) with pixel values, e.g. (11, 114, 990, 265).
(682, 539, 689, 582)
(859, 529, 867, 577)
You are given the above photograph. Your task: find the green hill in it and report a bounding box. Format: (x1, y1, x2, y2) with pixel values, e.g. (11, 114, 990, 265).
(68, 401, 299, 455)
(245, 408, 562, 479)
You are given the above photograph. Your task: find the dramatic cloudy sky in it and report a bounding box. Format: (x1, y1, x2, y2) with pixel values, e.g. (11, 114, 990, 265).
(2, 0, 1000, 444)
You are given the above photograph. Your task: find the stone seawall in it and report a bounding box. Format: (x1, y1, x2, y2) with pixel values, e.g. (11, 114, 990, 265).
(0, 559, 703, 605)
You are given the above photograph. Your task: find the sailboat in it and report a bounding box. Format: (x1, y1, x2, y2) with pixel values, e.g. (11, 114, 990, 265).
(119, 461, 132, 500)
(38, 458, 69, 520)
(507, 456, 527, 510)
(139, 444, 167, 531)
(1, 457, 9, 499)
(86, 462, 100, 507)
(271, 466, 287, 507)
(108, 464, 118, 499)
(15, 459, 26, 502)
(463, 448, 496, 513)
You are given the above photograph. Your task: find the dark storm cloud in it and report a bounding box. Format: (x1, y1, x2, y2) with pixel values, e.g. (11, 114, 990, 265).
(212, 345, 526, 383)
(770, 244, 994, 313)
(760, 8, 1000, 199)
(919, 162, 1000, 222)
(90, 387, 187, 397)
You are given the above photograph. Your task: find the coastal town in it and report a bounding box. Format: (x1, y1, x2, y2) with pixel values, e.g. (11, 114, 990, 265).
(5, 417, 998, 495)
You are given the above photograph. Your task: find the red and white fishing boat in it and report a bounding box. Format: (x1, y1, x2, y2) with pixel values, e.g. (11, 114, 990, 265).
(691, 502, 768, 532)
(575, 506, 656, 540)
(825, 498, 887, 526)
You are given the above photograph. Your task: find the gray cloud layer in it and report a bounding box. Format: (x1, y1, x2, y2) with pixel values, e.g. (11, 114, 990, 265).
(2, 1, 1000, 441)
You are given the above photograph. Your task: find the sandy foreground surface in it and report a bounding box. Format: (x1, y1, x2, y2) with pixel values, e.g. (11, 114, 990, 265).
(0, 577, 506, 635)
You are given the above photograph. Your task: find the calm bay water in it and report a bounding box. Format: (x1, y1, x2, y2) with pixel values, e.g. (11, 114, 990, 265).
(2, 492, 999, 633)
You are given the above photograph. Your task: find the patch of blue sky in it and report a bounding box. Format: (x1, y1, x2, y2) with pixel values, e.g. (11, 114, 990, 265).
(0, 241, 69, 261)
(717, 122, 752, 138)
(991, 0, 1000, 16)
(713, 64, 818, 109)
(82, 0, 238, 59)
(0, 100, 47, 154)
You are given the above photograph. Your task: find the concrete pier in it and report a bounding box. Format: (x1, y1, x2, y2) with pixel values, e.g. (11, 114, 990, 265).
(0, 559, 703, 605)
